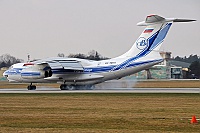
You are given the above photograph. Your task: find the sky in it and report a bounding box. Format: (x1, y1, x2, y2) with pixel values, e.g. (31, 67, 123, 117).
(0, 0, 199, 61)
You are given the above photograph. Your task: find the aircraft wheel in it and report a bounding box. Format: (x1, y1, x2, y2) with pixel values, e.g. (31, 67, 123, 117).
(60, 84, 94, 90)
(60, 84, 67, 90)
(67, 85, 75, 90)
(60, 84, 75, 90)
(27, 85, 36, 90)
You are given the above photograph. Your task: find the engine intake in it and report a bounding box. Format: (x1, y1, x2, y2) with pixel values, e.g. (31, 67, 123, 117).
(21, 64, 52, 79)
(45, 70, 52, 78)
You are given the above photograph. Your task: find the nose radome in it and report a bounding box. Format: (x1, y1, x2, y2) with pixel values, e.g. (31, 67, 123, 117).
(3, 71, 8, 77)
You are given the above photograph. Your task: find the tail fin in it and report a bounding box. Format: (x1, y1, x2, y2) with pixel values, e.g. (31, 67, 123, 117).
(119, 15, 196, 58)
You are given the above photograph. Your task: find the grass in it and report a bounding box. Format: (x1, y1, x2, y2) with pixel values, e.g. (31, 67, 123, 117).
(135, 80, 200, 88)
(0, 93, 200, 132)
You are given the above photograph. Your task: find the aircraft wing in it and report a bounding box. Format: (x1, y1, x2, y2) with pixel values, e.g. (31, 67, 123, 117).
(37, 60, 84, 71)
(36, 60, 104, 82)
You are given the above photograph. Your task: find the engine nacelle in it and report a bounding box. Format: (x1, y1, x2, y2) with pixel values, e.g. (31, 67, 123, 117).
(21, 64, 52, 79)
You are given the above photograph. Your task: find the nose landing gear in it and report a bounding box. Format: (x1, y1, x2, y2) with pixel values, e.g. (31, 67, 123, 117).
(27, 83, 36, 90)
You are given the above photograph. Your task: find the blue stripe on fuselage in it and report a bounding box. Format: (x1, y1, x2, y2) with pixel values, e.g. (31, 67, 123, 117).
(4, 68, 22, 75)
(21, 72, 41, 76)
(84, 59, 163, 73)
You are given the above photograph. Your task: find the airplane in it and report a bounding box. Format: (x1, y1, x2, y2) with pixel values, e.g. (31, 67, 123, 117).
(3, 15, 195, 90)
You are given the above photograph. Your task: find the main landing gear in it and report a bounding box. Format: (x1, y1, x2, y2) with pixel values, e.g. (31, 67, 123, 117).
(27, 83, 36, 90)
(60, 84, 94, 90)
(60, 84, 75, 90)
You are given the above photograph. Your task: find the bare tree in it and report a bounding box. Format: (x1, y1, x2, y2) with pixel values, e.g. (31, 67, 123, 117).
(57, 53, 65, 57)
(0, 54, 23, 68)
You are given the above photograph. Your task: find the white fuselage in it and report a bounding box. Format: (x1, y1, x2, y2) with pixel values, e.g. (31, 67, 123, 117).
(3, 56, 163, 85)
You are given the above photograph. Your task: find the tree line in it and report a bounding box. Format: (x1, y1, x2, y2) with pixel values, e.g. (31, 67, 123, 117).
(173, 54, 200, 63)
(58, 50, 109, 61)
(0, 50, 108, 68)
(173, 55, 200, 78)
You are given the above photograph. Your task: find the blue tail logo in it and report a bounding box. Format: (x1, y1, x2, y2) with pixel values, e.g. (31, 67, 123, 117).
(136, 37, 148, 50)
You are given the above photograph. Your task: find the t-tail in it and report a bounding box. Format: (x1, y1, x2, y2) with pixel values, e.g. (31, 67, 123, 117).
(118, 15, 196, 61)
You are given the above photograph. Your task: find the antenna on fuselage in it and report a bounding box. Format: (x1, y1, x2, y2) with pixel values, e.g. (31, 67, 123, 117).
(27, 53, 30, 63)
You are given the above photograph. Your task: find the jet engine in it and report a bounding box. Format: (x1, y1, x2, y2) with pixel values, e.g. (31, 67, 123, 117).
(21, 63, 52, 79)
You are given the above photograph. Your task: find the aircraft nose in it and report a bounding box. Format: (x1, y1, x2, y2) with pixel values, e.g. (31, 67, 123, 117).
(3, 71, 8, 78)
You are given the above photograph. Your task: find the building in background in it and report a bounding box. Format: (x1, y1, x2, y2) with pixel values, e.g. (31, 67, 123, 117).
(124, 51, 190, 80)
(170, 60, 190, 79)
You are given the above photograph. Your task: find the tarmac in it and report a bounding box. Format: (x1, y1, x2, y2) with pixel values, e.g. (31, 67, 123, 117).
(0, 87, 200, 93)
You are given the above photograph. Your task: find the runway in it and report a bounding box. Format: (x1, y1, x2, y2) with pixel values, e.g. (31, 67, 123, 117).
(0, 87, 200, 93)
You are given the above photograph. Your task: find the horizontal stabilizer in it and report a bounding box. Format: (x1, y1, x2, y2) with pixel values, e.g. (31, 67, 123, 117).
(173, 19, 196, 22)
(137, 14, 196, 26)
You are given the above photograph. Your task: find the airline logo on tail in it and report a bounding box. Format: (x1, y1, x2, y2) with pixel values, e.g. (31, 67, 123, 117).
(136, 37, 148, 50)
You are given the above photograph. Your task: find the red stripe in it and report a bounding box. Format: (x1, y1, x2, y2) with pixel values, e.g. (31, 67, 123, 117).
(144, 29, 153, 33)
(23, 63, 34, 66)
(147, 14, 155, 17)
